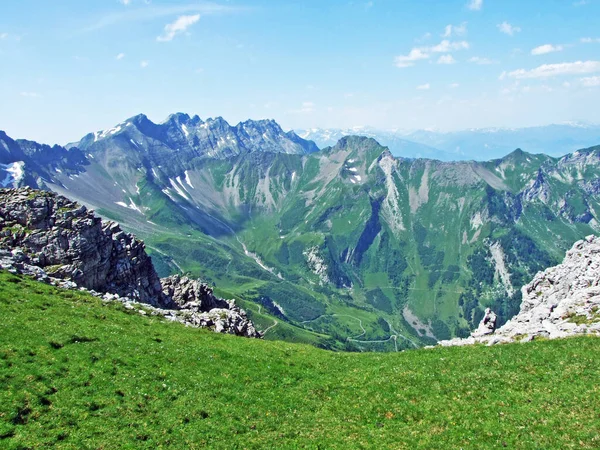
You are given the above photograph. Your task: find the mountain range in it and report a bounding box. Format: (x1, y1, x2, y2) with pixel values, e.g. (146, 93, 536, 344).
(2, 113, 600, 350)
(297, 122, 600, 161)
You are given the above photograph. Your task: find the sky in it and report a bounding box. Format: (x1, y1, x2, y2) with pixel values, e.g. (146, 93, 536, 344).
(2, 0, 600, 144)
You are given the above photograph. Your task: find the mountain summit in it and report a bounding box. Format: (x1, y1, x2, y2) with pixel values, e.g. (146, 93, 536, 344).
(73, 113, 319, 163)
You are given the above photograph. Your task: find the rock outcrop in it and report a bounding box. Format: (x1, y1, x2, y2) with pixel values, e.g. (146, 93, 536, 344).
(440, 235, 600, 346)
(0, 187, 260, 338)
(471, 308, 497, 338)
(0, 188, 164, 305)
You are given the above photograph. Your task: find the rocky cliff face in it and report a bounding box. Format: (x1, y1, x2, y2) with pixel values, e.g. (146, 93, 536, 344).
(440, 235, 600, 346)
(73, 113, 318, 169)
(0, 187, 260, 338)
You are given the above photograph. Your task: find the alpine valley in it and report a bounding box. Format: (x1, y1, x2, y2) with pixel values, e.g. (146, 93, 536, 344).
(2, 113, 600, 351)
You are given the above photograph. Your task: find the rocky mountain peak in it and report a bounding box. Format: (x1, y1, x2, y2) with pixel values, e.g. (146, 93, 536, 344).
(73, 113, 318, 161)
(165, 112, 192, 125)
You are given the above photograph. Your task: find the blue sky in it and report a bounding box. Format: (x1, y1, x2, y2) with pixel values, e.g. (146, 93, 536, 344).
(2, 0, 600, 144)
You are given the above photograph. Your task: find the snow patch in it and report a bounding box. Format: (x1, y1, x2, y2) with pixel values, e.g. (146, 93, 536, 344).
(184, 170, 194, 188)
(348, 167, 358, 173)
(162, 188, 177, 202)
(115, 198, 143, 214)
(170, 178, 190, 200)
(181, 124, 189, 137)
(0, 161, 25, 187)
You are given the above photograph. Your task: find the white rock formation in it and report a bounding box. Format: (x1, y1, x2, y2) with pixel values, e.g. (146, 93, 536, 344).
(440, 235, 600, 346)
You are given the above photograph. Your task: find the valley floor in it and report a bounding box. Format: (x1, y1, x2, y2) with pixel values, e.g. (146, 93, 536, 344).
(1, 271, 599, 449)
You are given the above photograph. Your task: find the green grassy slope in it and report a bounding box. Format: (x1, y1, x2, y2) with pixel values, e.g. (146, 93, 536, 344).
(1, 272, 600, 449)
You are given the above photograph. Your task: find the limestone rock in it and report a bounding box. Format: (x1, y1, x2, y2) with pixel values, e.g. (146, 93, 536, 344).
(472, 308, 497, 338)
(161, 275, 229, 311)
(440, 235, 600, 347)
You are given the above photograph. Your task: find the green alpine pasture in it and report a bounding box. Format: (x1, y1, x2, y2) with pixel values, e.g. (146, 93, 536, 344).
(1, 271, 600, 449)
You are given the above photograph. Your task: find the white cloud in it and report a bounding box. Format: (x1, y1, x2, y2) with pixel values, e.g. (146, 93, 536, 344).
(449, 83, 460, 88)
(574, 0, 589, 5)
(365, 1, 374, 9)
(531, 44, 564, 55)
(430, 40, 470, 52)
(395, 40, 469, 68)
(467, 0, 483, 10)
(0, 33, 7, 40)
(443, 22, 467, 38)
(116, 53, 125, 60)
(120, 0, 132, 5)
(415, 32, 432, 43)
(20, 92, 40, 98)
(288, 101, 315, 114)
(469, 56, 497, 65)
(140, 60, 149, 68)
(506, 61, 600, 79)
(581, 76, 600, 87)
(395, 48, 430, 67)
(499, 81, 551, 96)
(417, 83, 431, 90)
(156, 14, 200, 42)
(497, 22, 521, 36)
(581, 37, 600, 43)
(437, 55, 456, 64)
(85, 3, 235, 32)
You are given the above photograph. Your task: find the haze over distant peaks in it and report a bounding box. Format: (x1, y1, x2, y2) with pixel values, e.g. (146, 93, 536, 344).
(298, 122, 600, 161)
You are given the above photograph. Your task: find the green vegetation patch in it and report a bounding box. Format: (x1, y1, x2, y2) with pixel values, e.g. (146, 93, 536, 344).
(1, 272, 600, 448)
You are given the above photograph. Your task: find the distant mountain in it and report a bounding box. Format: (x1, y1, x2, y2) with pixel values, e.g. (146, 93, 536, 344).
(3, 119, 600, 350)
(72, 112, 319, 164)
(297, 123, 600, 161)
(0, 130, 88, 189)
(297, 127, 455, 161)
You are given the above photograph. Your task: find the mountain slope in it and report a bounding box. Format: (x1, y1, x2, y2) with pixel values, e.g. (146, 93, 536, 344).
(3, 122, 600, 349)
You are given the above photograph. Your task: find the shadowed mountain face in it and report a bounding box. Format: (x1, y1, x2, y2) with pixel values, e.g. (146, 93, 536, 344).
(3, 118, 600, 350)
